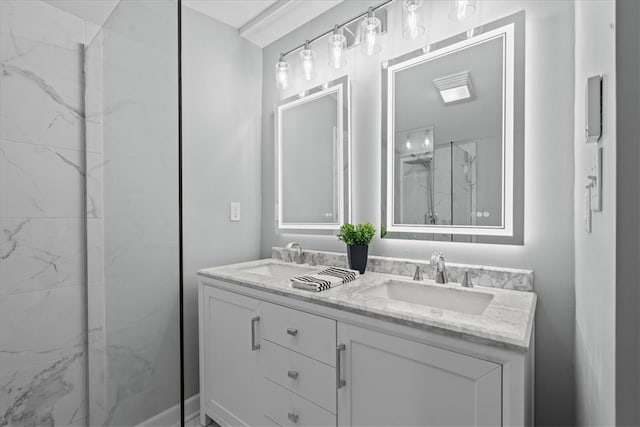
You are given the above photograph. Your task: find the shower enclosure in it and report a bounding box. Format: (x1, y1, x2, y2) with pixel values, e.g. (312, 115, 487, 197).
(85, 1, 183, 425)
(397, 140, 478, 228)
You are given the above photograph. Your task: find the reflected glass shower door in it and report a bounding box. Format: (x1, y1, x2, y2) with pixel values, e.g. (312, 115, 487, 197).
(85, 1, 181, 425)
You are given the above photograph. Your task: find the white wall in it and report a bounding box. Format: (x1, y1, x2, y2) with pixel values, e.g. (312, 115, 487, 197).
(182, 6, 263, 399)
(0, 1, 92, 425)
(573, 2, 616, 425)
(262, 1, 576, 424)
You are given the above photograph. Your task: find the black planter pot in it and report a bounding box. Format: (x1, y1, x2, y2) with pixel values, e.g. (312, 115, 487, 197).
(346, 245, 369, 274)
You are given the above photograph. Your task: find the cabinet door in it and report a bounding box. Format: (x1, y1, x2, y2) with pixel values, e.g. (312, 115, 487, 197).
(202, 286, 263, 426)
(337, 323, 502, 427)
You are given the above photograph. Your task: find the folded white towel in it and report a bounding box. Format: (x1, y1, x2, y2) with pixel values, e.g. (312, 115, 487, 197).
(291, 267, 360, 292)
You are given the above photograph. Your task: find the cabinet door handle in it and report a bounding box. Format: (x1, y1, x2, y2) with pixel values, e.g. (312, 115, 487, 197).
(250, 316, 260, 351)
(287, 369, 299, 380)
(287, 412, 299, 423)
(336, 344, 346, 389)
(286, 328, 298, 336)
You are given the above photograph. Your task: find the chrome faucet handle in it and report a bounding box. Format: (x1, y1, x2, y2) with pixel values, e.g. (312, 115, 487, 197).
(461, 270, 473, 288)
(430, 252, 448, 284)
(285, 242, 303, 264)
(412, 265, 423, 281)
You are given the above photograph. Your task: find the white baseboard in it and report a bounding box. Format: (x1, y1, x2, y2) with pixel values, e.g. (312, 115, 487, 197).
(136, 394, 200, 427)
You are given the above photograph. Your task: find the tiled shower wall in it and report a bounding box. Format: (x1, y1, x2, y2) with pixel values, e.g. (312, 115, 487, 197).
(0, 1, 95, 425)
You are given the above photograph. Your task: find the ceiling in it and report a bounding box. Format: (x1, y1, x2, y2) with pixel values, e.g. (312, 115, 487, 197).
(183, 0, 279, 28)
(43, 0, 343, 48)
(184, 0, 343, 46)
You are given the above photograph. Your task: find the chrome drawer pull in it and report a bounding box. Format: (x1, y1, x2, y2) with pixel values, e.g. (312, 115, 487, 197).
(336, 344, 346, 389)
(286, 328, 298, 336)
(287, 369, 299, 380)
(250, 316, 260, 351)
(287, 412, 299, 423)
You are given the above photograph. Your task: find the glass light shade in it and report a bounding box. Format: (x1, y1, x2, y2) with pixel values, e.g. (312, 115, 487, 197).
(402, 0, 425, 40)
(423, 133, 432, 151)
(328, 25, 347, 69)
(299, 41, 317, 81)
(449, 0, 477, 22)
(275, 55, 290, 90)
(361, 8, 382, 56)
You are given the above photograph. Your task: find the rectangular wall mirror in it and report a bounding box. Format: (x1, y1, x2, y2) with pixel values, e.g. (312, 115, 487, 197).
(276, 76, 351, 233)
(382, 12, 524, 244)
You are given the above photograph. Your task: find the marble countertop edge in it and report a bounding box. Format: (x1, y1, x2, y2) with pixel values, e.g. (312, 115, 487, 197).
(198, 258, 536, 353)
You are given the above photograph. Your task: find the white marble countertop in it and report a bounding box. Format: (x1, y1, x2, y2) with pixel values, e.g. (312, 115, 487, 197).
(198, 258, 537, 352)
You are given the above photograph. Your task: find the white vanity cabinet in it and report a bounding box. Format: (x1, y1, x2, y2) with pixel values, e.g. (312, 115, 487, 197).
(336, 323, 502, 426)
(199, 283, 339, 427)
(199, 277, 533, 427)
(199, 285, 265, 426)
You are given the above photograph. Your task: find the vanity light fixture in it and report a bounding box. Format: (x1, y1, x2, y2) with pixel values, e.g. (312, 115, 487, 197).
(275, 53, 290, 90)
(405, 134, 412, 150)
(299, 40, 317, 81)
(402, 0, 425, 40)
(361, 7, 382, 56)
(433, 71, 473, 104)
(449, 0, 477, 22)
(328, 25, 347, 69)
(274, 1, 393, 89)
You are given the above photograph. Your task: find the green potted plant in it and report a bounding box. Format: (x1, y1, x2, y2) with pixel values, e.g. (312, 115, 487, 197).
(337, 222, 376, 274)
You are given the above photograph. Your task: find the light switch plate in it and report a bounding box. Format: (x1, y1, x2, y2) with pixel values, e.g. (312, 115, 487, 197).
(230, 202, 241, 222)
(590, 147, 602, 211)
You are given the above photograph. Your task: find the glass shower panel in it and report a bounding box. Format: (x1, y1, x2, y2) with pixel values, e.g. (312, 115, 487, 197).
(85, 1, 180, 426)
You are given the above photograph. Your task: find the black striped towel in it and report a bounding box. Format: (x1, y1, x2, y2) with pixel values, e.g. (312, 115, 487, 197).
(290, 267, 360, 292)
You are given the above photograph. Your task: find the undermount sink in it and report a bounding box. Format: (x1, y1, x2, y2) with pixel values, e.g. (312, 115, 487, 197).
(363, 280, 494, 315)
(242, 263, 317, 280)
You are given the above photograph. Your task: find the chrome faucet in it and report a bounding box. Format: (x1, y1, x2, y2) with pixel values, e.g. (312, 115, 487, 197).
(430, 252, 449, 284)
(285, 242, 303, 264)
(412, 265, 423, 281)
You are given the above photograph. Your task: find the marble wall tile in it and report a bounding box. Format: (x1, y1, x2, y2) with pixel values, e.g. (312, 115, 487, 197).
(0, 285, 85, 376)
(86, 151, 104, 218)
(87, 218, 105, 287)
(0, 68, 84, 150)
(88, 283, 106, 427)
(0, 350, 86, 427)
(0, 217, 85, 296)
(1, 32, 84, 95)
(0, 1, 85, 49)
(0, 140, 84, 218)
(0, 2, 90, 426)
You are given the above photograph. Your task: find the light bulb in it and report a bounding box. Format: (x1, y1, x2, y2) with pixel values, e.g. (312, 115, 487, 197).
(449, 0, 477, 22)
(361, 7, 382, 56)
(275, 54, 290, 90)
(403, 0, 425, 40)
(299, 41, 316, 81)
(328, 25, 347, 69)
(406, 135, 412, 151)
(423, 134, 431, 150)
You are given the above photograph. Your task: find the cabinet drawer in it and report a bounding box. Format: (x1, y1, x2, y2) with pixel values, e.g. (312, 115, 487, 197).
(261, 340, 336, 413)
(261, 302, 336, 365)
(262, 379, 336, 427)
